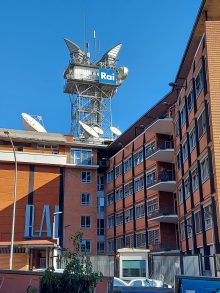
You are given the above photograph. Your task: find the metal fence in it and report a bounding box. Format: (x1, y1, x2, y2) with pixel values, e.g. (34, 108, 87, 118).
(57, 255, 115, 277)
(149, 253, 220, 287)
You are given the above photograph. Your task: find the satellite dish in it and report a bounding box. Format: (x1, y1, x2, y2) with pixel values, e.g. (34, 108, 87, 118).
(79, 121, 99, 138)
(93, 126, 104, 135)
(110, 126, 122, 136)
(21, 113, 47, 133)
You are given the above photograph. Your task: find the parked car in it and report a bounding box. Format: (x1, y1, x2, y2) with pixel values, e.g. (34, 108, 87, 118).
(113, 277, 128, 287)
(128, 278, 171, 288)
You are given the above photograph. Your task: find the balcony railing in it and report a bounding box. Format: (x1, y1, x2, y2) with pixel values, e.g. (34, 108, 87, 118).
(149, 242, 179, 251)
(145, 140, 174, 157)
(148, 209, 178, 224)
(147, 170, 175, 187)
(147, 170, 176, 192)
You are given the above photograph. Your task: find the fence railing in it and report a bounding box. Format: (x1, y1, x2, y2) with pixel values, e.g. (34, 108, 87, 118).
(145, 140, 174, 158)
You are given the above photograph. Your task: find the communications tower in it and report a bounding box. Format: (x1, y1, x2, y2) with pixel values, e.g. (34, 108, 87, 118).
(63, 38, 128, 139)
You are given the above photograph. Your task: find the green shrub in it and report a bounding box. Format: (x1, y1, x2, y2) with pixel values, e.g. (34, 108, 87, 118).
(40, 232, 103, 293)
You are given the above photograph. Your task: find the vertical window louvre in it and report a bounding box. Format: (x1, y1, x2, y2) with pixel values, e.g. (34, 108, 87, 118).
(192, 168, 199, 191)
(194, 211, 202, 234)
(184, 177, 190, 199)
(134, 176, 144, 192)
(178, 185, 183, 204)
(124, 157, 132, 173)
(198, 111, 206, 138)
(189, 128, 196, 151)
(186, 217, 192, 238)
(146, 170, 156, 186)
(134, 150, 143, 166)
(148, 229, 159, 245)
(136, 204, 145, 219)
(147, 198, 158, 216)
(195, 68, 204, 97)
(200, 156, 209, 182)
(115, 164, 122, 179)
(204, 205, 212, 230)
(125, 208, 133, 223)
(124, 182, 133, 197)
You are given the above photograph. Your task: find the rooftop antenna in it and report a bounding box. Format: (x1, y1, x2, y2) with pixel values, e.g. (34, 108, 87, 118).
(84, 14, 87, 53)
(93, 30, 97, 62)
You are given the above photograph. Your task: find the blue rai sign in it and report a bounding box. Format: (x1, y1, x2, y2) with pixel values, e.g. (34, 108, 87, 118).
(99, 68, 116, 85)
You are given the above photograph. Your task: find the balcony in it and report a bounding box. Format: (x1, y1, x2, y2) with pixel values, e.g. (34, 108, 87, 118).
(147, 171, 176, 192)
(148, 209, 178, 224)
(145, 140, 174, 163)
(149, 242, 179, 252)
(146, 117, 173, 135)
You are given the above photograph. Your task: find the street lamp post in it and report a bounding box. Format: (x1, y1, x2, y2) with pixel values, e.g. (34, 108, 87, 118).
(4, 131, 17, 270)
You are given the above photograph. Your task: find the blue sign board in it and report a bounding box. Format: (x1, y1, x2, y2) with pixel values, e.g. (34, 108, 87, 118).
(180, 278, 220, 293)
(99, 68, 116, 85)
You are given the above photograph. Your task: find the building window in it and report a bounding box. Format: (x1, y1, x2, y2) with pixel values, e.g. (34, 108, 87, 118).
(116, 212, 123, 226)
(136, 204, 145, 219)
(125, 208, 133, 223)
(136, 232, 146, 247)
(124, 157, 132, 173)
(71, 148, 92, 165)
(108, 239, 114, 252)
(146, 170, 156, 186)
(115, 164, 122, 179)
(116, 238, 123, 250)
(197, 111, 206, 139)
(97, 219, 105, 235)
(176, 152, 181, 170)
(107, 193, 114, 206)
(81, 239, 91, 253)
(124, 181, 133, 197)
(184, 177, 190, 199)
(125, 235, 134, 248)
(145, 141, 156, 157)
(200, 156, 209, 182)
(81, 171, 91, 183)
(192, 168, 199, 191)
(195, 68, 204, 97)
(178, 185, 183, 204)
(122, 260, 146, 278)
(180, 222, 185, 240)
(204, 205, 212, 230)
(108, 215, 114, 228)
(186, 216, 192, 238)
(81, 216, 91, 228)
(134, 176, 144, 192)
(182, 141, 188, 162)
(37, 144, 59, 154)
(175, 119, 180, 137)
(115, 188, 123, 201)
(147, 198, 158, 216)
(194, 210, 202, 234)
(189, 128, 196, 152)
(107, 170, 114, 184)
(97, 175, 104, 191)
(134, 150, 143, 166)
(180, 106, 186, 127)
(81, 193, 91, 205)
(97, 241, 105, 255)
(187, 90, 194, 113)
(148, 229, 159, 245)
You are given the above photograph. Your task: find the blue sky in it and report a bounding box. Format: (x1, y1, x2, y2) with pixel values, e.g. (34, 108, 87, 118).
(0, 0, 201, 134)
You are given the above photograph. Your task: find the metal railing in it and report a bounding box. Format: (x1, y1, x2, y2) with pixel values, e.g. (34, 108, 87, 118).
(145, 140, 174, 158)
(147, 170, 176, 188)
(148, 209, 177, 220)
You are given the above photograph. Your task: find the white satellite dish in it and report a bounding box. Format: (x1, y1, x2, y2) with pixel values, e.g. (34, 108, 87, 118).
(110, 126, 122, 136)
(93, 126, 104, 135)
(79, 121, 99, 138)
(21, 113, 47, 133)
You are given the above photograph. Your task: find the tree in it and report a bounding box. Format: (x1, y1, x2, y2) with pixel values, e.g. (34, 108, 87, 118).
(40, 232, 103, 293)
